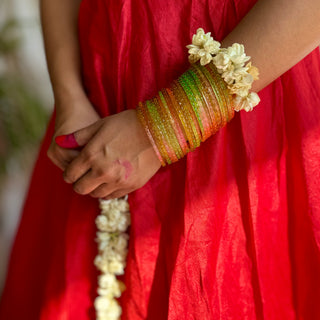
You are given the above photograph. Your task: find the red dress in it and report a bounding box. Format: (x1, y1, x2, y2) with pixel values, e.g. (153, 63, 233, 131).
(1, 0, 320, 319)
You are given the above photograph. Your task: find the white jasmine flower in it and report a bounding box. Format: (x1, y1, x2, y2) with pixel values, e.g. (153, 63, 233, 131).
(246, 61, 259, 80)
(96, 215, 109, 231)
(203, 37, 221, 55)
(222, 64, 248, 84)
(94, 296, 111, 311)
(99, 199, 112, 211)
(98, 273, 118, 289)
(199, 50, 213, 66)
(97, 275, 122, 298)
(113, 233, 129, 252)
(96, 208, 130, 233)
(117, 212, 131, 232)
(192, 28, 207, 46)
(96, 231, 111, 242)
(96, 300, 122, 320)
(113, 199, 130, 212)
(234, 92, 260, 112)
(104, 207, 121, 219)
(97, 239, 111, 252)
(187, 28, 220, 65)
(228, 76, 253, 97)
(108, 258, 125, 275)
(229, 84, 251, 98)
(226, 43, 251, 69)
(212, 50, 232, 72)
(94, 255, 109, 273)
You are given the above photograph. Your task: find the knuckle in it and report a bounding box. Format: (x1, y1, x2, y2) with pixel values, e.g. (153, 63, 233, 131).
(95, 167, 107, 178)
(102, 169, 115, 181)
(90, 183, 110, 199)
(63, 171, 73, 184)
(73, 184, 87, 195)
(82, 149, 95, 163)
(90, 191, 100, 198)
(116, 175, 126, 186)
(90, 190, 104, 198)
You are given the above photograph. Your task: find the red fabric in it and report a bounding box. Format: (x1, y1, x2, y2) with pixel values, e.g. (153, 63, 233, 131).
(1, 0, 320, 319)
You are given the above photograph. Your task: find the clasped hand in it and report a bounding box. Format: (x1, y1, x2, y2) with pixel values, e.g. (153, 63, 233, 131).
(48, 108, 161, 200)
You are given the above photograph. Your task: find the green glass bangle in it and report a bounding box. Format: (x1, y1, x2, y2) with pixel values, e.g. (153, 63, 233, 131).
(190, 64, 221, 134)
(155, 93, 183, 160)
(204, 63, 229, 125)
(171, 81, 202, 149)
(178, 73, 205, 139)
(196, 63, 227, 127)
(158, 90, 186, 158)
(145, 99, 173, 164)
(186, 69, 214, 140)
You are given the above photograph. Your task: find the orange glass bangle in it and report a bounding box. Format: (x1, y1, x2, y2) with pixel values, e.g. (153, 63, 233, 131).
(190, 63, 222, 134)
(172, 80, 202, 149)
(146, 98, 175, 164)
(160, 89, 190, 155)
(136, 102, 165, 166)
(166, 87, 195, 151)
(207, 62, 235, 121)
(154, 94, 181, 161)
(204, 63, 229, 126)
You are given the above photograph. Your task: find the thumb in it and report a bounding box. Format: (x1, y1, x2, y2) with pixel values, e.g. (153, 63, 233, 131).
(55, 121, 102, 149)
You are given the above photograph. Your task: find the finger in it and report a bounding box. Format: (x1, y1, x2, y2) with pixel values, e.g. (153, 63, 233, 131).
(55, 120, 103, 149)
(59, 149, 81, 170)
(89, 183, 117, 198)
(47, 147, 80, 171)
(63, 153, 91, 184)
(48, 154, 66, 171)
(73, 173, 111, 196)
(55, 133, 79, 149)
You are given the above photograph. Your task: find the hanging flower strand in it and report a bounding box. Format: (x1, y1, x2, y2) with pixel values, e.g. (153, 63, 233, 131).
(94, 196, 131, 320)
(186, 28, 260, 112)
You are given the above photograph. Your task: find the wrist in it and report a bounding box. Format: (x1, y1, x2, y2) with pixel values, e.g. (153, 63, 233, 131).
(53, 82, 88, 109)
(136, 28, 260, 166)
(54, 94, 99, 130)
(54, 90, 92, 115)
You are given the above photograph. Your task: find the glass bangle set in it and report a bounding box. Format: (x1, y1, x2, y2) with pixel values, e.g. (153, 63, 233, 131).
(136, 61, 235, 166)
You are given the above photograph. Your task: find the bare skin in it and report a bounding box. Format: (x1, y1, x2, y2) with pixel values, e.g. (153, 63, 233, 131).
(41, 0, 101, 171)
(41, 0, 320, 199)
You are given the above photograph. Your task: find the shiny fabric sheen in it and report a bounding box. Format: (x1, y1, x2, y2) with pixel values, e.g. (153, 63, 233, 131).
(1, 0, 320, 319)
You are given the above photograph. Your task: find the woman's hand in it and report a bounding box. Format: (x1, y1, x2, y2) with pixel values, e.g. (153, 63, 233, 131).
(47, 95, 100, 171)
(58, 109, 162, 199)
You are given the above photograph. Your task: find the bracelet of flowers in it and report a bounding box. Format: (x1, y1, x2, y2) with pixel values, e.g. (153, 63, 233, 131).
(94, 196, 131, 320)
(186, 28, 260, 112)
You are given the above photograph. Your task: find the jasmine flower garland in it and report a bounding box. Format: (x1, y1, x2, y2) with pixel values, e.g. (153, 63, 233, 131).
(94, 197, 131, 320)
(186, 28, 260, 112)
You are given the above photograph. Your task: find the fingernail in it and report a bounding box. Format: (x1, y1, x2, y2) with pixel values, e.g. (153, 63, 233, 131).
(55, 133, 79, 148)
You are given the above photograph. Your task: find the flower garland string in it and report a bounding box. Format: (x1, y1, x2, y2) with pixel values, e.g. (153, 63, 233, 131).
(94, 196, 131, 320)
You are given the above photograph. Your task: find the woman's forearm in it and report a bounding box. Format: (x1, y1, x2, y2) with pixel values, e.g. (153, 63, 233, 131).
(221, 0, 320, 92)
(40, 0, 86, 110)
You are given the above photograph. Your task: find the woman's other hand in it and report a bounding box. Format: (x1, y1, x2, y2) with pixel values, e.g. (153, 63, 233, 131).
(47, 95, 100, 171)
(57, 109, 162, 199)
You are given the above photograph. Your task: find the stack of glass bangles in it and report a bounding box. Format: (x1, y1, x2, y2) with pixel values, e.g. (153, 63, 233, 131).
(136, 28, 260, 166)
